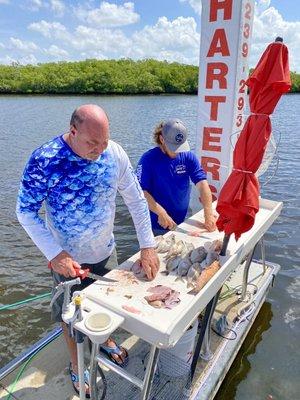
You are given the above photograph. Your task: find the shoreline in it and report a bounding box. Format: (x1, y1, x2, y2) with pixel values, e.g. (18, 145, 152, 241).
(0, 91, 299, 96)
(1, 59, 299, 96)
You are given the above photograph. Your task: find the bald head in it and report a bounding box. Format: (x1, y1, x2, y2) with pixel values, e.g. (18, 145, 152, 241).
(68, 104, 110, 160)
(70, 104, 108, 128)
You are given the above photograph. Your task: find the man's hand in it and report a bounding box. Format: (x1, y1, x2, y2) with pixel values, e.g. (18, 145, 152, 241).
(143, 191, 176, 231)
(204, 213, 217, 232)
(50, 250, 81, 278)
(157, 210, 176, 230)
(140, 248, 160, 280)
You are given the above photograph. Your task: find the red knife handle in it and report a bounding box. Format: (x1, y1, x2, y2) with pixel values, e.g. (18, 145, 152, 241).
(48, 262, 88, 279)
(75, 268, 90, 279)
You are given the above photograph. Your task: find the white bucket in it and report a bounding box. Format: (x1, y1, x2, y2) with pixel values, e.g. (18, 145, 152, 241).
(159, 322, 198, 377)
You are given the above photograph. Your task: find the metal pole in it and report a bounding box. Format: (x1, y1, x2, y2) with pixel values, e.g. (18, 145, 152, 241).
(191, 288, 222, 379)
(200, 292, 220, 361)
(97, 355, 143, 389)
(220, 234, 230, 256)
(76, 331, 86, 400)
(260, 236, 266, 274)
(240, 243, 257, 301)
(89, 342, 99, 400)
(140, 345, 160, 400)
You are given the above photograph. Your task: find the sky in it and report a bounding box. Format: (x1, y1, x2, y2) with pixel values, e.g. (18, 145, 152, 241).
(0, 0, 299, 71)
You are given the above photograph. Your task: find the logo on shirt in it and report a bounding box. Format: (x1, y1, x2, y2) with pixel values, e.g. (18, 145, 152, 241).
(175, 164, 187, 174)
(175, 133, 184, 143)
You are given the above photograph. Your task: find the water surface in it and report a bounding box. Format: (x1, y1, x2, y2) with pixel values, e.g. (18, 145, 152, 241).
(0, 94, 299, 399)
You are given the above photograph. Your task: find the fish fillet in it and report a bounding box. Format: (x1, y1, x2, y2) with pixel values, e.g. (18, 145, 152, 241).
(188, 260, 220, 294)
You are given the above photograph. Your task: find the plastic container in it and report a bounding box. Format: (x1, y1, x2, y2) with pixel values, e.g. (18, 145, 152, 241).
(84, 312, 112, 332)
(159, 321, 197, 377)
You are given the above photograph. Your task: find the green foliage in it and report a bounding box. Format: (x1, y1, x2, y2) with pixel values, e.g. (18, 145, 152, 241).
(0, 59, 298, 94)
(0, 59, 198, 94)
(290, 72, 300, 92)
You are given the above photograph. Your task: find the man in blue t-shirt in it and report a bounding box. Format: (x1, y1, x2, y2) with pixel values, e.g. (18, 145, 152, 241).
(136, 119, 216, 234)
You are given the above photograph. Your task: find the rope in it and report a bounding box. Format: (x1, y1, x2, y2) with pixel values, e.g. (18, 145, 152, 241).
(232, 167, 253, 174)
(206, 162, 254, 175)
(0, 292, 51, 311)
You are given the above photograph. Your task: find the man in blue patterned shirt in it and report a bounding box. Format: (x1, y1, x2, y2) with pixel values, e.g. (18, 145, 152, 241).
(16, 104, 159, 396)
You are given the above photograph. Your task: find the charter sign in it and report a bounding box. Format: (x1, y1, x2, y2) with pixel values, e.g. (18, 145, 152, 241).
(196, 0, 255, 199)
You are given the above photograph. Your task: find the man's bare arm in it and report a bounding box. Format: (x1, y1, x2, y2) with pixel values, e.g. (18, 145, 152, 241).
(143, 190, 176, 230)
(196, 180, 216, 232)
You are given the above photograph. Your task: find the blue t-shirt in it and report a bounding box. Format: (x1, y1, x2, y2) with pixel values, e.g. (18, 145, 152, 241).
(136, 147, 207, 230)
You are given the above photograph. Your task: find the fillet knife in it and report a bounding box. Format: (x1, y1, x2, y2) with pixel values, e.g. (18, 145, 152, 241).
(48, 262, 117, 283)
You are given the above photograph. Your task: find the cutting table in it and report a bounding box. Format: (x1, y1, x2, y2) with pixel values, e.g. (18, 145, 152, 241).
(66, 198, 282, 400)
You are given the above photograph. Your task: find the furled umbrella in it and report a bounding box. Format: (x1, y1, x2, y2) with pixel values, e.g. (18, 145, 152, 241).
(216, 37, 291, 255)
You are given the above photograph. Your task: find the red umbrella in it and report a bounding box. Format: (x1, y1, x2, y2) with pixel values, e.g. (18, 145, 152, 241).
(216, 38, 291, 247)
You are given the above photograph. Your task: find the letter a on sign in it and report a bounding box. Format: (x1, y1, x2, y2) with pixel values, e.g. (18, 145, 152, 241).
(193, 0, 255, 205)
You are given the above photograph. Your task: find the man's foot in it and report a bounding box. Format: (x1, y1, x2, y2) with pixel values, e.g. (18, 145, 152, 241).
(69, 362, 90, 398)
(100, 337, 128, 367)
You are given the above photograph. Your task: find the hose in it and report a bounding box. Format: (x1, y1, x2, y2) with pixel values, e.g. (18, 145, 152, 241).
(5, 334, 59, 400)
(0, 292, 51, 311)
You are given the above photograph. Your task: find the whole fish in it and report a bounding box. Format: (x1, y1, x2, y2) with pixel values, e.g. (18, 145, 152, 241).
(154, 235, 164, 247)
(188, 260, 220, 294)
(156, 234, 176, 253)
(131, 259, 147, 279)
(175, 258, 192, 282)
(205, 239, 223, 253)
(186, 262, 201, 287)
(200, 259, 207, 270)
(164, 256, 181, 274)
(165, 240, 185, 259)
(190, 246, 207, 264)
(186, 242, 195, 252)
(156, 240, 170, 253)
(180, 242, 195, 258)
(205, 251, 219, 266)
(212, 239, 223, 253)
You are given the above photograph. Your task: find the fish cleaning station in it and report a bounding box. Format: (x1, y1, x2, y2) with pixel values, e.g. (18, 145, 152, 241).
(52, 198, 281, 400)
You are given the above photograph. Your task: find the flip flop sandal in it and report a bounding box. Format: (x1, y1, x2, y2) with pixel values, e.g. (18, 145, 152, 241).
(100, 343, 129, 367)
(69, 362, 91, 399)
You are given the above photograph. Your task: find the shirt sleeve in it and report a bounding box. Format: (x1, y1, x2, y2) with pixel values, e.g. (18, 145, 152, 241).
(187, 152, 207, 185)
(116, 145, 156, 249)
(136, 153, 152, 192)
(16, 153, 63, 261)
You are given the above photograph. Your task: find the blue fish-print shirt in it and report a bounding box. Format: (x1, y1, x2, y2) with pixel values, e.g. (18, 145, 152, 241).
(16, 136, 155, 263)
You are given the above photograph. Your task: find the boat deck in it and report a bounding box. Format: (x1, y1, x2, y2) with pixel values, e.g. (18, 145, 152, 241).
(0, 260, 278, 400)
